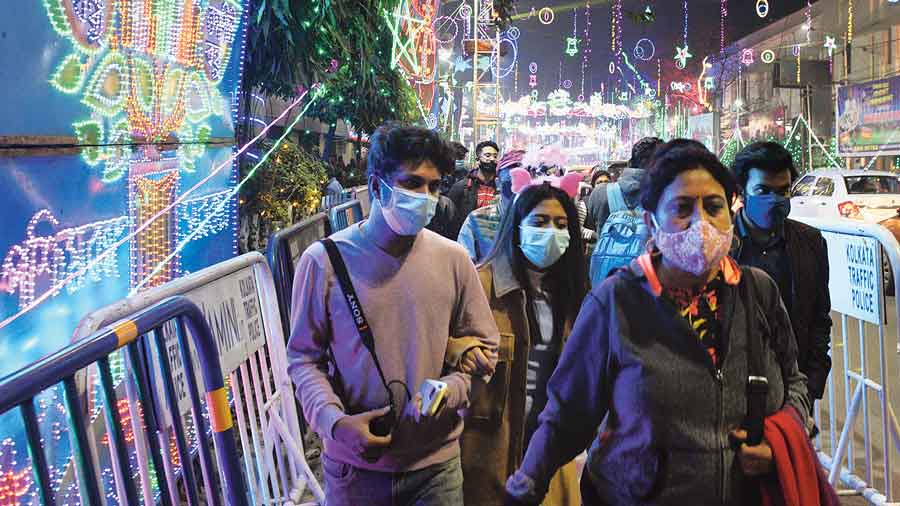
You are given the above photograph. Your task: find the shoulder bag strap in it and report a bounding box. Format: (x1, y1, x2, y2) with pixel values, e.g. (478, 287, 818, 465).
(742, 267, 765, 378)
(320, 239, 391, 390)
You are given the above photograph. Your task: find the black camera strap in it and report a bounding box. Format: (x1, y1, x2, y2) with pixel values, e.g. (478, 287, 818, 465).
(320, 239, 391, 391)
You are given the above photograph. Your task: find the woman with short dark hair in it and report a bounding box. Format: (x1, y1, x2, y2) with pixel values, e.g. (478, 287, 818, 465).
(505, 142, 821, 505)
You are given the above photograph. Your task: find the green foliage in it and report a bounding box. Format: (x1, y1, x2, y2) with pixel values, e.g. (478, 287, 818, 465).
(240, 139, 328, 225)
(243, 0, 419, 134)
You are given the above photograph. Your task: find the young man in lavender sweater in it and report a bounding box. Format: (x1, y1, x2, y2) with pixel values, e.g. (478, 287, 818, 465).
(287, 123, 499, 506)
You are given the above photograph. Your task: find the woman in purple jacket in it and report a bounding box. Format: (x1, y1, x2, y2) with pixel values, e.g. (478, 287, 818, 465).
(504, 141, 811, 506)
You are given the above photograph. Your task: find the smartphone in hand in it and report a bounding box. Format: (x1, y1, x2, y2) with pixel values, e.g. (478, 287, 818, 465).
(420, 379, 448, 417)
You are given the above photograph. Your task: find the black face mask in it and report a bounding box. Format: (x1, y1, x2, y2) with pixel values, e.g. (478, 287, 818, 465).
(479, 161, 497, 174)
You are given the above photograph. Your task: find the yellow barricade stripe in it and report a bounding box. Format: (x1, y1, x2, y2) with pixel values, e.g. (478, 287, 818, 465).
(207, 387, 233, 432)
(113, 320, 139, 348)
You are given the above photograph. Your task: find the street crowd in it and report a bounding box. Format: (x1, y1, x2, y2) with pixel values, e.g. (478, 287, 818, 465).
(287, 122, 840, 505)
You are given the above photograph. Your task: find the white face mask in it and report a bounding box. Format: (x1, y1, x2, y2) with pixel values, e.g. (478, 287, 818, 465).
(377, 177, 438, 236)
(519, 225, 571, 269)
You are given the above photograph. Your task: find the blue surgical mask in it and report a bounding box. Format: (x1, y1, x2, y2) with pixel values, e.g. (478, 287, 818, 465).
(744, 193, 791, 230)
(378, 177, 438, 236)
(519, 225, 570, 269)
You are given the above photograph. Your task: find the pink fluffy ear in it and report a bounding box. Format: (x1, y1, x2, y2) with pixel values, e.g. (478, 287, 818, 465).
(510, 168, 534, 194)
(557, 173, 582, 198)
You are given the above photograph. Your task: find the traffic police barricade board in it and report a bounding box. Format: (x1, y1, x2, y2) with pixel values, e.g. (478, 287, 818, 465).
(328, 200, 364, 233)
(796, 217, 900, 505)
(74, 252, 324, 505)
(266, 213, 331, 341)
(0, 296, 249, 506)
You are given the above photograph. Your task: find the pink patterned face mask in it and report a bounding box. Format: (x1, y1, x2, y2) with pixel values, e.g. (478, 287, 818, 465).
(652, 216, 734, 276)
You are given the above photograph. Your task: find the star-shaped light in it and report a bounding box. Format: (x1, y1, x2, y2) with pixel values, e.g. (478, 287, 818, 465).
(565, 37, 580, 56)
(824, 36, 837, 57)
(674, 44, 692, 69)
(452, 55, 471, 74)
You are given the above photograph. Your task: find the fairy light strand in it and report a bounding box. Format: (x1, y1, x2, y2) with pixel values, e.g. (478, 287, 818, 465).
(720, 0, 728, 55)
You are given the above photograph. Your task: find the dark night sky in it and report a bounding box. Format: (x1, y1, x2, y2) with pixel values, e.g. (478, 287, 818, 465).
(484, 0, 813, 100)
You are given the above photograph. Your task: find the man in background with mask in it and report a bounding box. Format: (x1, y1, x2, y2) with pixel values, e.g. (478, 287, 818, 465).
(448, 140, 500, 238)
(457, 150, 525, 263)
(287, 123, 499, 505)
(730, 141, 832, 405)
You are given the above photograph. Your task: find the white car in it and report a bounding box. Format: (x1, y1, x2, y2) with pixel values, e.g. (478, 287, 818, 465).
(790, 169, 900, 298)
(790, 169, 900, 223)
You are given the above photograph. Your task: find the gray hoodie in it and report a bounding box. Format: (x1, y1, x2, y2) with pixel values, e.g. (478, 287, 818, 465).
(584, 168, 645, 232)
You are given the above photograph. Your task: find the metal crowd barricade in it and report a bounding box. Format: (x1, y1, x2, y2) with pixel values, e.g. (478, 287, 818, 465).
(266, 213, 331, 341)
(796, 217, 900, 504)
(0, 296, 249, 506)
(350, 185, 371, 217)
(319, 190, 353, 212)
(328, 199, 364, 233)
(74, 252, 324, 505)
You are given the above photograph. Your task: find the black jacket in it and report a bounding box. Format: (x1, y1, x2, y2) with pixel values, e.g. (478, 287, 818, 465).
(448, 170, 496, 238)
(732, 218, 832, 399)
(425, 195, 457, 240)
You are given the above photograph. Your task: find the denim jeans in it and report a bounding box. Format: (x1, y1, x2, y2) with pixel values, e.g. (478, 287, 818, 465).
(322, 454, 464, 506)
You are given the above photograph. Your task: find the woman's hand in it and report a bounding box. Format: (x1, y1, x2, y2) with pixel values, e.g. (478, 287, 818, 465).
(460, 346, 498, 375)
(730, 429, 774, 476)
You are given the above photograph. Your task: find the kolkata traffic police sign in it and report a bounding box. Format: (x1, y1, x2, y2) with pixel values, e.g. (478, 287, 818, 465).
(822, 231, 884, 325)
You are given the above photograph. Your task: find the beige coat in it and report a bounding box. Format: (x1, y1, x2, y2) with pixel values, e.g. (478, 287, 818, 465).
(447, 260, 580, 506)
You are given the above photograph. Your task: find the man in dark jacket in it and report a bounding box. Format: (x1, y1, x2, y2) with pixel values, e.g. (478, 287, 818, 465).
(730, 141, 832, 401)
(448, 140, 499, 238)
(426, 195, 457, 239)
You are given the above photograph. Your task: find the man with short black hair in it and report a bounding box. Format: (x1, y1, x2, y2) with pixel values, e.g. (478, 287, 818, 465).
(288, 123, 499, 505)
(448, 140, 500, 238)
(730, 141, 832, 402)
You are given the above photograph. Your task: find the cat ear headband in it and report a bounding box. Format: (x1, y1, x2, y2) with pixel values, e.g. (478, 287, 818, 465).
(509, 167, 581, 199)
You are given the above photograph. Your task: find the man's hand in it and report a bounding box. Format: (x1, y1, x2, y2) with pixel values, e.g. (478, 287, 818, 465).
(730, 429, 774, 476)
(460, 346, 498, 375)
(332, 406, 393, 455)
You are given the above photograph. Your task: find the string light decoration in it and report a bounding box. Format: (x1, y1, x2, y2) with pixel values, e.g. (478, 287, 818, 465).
(580, 0, 592, 98)
(741, 48, 755, 66)
(720, 0, 728, 55)
(0, 210, 129, 309)
(761, 49, 776, 64)
(675, 45, 693, 69)
(824, 36, 837, 56)
(539, 7, 554, 25)
(847, 0, 853, 45)
(756, 0, 768, 18)
(610, 0, 623, 65)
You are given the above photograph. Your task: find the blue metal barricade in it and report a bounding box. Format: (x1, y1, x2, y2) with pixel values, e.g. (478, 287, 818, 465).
(319, 190, 353, 212)
(266, 213, 331, 340)
(0, 296, 250, 506)
(328, 200, 364, 233)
